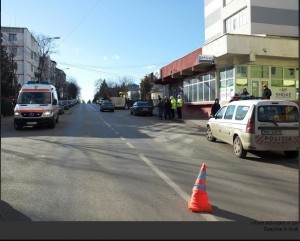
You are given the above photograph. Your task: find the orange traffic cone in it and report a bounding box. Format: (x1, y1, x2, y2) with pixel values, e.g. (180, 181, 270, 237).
(188, 163, 212, 212)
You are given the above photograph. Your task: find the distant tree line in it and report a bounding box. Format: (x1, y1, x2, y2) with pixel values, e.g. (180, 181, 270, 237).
(92, 75, 153, 103)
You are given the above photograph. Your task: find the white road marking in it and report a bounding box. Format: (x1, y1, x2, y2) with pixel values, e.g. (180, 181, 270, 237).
(126, 142, 135, 149)
(138, 153, 218, 222)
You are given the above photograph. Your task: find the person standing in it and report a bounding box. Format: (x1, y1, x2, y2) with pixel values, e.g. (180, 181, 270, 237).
(240, 88, 250, 99)
(176, 95, 183, 119)
(157, 95, 164, 120)
(210, 98, 221, 117)
(262, 84, 272, 99)
(164, 96, 172, 120)
(170, 96, 176, 119)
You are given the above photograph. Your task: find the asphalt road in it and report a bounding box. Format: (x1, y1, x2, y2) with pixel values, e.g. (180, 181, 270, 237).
(1, 103, 299, 222)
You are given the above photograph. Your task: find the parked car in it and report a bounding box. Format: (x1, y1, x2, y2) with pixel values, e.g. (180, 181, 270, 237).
(206, 99, 299, 158)
(130, 101, 153, 116)
(61, 100, 70, 110)
(100, 100, 115, 112)
(58, 100, 65, 115)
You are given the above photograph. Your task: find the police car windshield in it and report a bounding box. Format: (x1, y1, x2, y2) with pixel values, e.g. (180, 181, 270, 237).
(17, 92, 51, 104)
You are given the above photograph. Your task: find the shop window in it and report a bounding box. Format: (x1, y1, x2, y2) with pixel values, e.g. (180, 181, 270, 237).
(271, 67, 283, 79)
(236, 78, 248, 86)
(204, 81, 210, 101)
(236, 66, 247, 78)
(284, 68, 295, 79)
(283, 80, 295, 87)
(262, 66, 269, 78)
(271, 79, 283, 87)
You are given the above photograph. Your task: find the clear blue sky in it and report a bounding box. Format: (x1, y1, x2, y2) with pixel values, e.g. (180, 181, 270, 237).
(2, 0, 205, 102)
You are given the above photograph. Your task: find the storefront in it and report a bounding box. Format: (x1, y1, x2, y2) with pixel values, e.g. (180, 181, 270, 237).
(151, 34, 299, 118)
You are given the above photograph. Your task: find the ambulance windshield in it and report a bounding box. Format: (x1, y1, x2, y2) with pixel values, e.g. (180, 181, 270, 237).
(17, 92, 51, 105)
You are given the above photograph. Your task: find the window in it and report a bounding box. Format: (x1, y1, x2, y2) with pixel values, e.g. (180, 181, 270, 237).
(235, 106, 249, 120)
(215, 106, 226, 119)
(250, 66, 269, 78)
(224, 0, 234, 6)
(284, 68, 295, 79)
(225, 8, 247, 33)
(258, 105, 299, 123)
(224, 105, 236, 120)
(271, 67, 283, 79)
(183, 72, 215, 102)
(236, 66, 247, 78)
(220, 67, 234, 101)
(9, 33, 17, 41)
(271, 67, 283, 87)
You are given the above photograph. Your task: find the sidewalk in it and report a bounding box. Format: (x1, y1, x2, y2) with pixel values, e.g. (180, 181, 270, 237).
(171, 115, 209, 128)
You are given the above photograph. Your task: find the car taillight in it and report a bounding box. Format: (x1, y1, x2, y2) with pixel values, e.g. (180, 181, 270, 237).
(246, 119, 254, 133)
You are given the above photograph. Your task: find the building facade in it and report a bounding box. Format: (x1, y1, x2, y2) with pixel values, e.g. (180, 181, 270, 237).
(150, 0, 299, 118)
(1, 27, 39, 87)
(1, 27, 68, 97)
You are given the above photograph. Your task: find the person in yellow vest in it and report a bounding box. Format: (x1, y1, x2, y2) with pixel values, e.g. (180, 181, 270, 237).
(170, 96, 176, 119)
(177, 95, 183, 119)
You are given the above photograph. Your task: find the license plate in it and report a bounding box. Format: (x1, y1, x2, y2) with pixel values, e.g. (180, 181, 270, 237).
(143, 108, 149, 111)
(262, 130, 282, 135)
(27, 122, 37, 125)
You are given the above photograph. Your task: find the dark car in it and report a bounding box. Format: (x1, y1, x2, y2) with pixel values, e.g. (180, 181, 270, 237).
(58, 100, 65, 115)
(130, 101, 153, 116)
(100, 100, 115, 112)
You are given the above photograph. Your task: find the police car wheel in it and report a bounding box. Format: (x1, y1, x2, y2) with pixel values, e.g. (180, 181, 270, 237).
(206, 126, 216, 142)
(233, 136, 247, 158)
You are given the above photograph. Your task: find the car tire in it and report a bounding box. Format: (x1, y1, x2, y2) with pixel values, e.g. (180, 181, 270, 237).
(284, 151, 299, 158)
(233, 136, 247, 158)
(14, 121, 22, 130)
(48, 118, 56, 129)
(206, 126, 216, 142)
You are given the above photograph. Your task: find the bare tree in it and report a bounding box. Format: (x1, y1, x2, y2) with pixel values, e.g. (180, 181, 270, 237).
(34, 34, 59, 82)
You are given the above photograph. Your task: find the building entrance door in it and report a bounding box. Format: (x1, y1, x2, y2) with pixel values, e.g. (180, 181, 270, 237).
(251, 79, 270, 98)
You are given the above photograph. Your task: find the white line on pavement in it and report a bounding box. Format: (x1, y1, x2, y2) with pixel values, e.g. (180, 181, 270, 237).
(138, 153, 218, 222)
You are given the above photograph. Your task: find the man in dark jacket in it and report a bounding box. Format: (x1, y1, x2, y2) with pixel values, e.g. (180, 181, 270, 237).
(211, 98, 221, 117)
(262, 84, 272, 99)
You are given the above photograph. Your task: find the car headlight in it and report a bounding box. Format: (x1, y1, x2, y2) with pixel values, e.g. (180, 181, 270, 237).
(14, 111, 20, 116)
(42, 110, 53, 117)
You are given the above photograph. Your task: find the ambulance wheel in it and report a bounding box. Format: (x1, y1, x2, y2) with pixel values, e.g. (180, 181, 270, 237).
(233, 136, 247, 158)
(14, 122, 22, 130)
(48, 118, 56, 129)
(284, 151, 299, 158)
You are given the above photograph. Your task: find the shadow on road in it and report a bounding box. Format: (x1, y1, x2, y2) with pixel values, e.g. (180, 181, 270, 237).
(0, 200, 32, 221)
(210, 205, 256, 221)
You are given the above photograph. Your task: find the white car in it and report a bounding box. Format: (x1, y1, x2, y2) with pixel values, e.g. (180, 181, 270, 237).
(206, 99, 299, 158)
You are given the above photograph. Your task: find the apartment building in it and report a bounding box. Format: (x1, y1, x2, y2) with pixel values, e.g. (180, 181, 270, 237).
(1, 27, 39, 87)
(205, 0, 298, 44)
(151, 0, 299, 117)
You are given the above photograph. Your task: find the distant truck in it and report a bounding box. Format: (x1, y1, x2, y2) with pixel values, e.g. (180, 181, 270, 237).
(110, 96, 127, 109)
(13, 80, 60, 130)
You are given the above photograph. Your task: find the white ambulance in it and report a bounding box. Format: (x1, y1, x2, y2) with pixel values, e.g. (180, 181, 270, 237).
(13, 81, 60, 130)
(207, 99, 299, 158)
